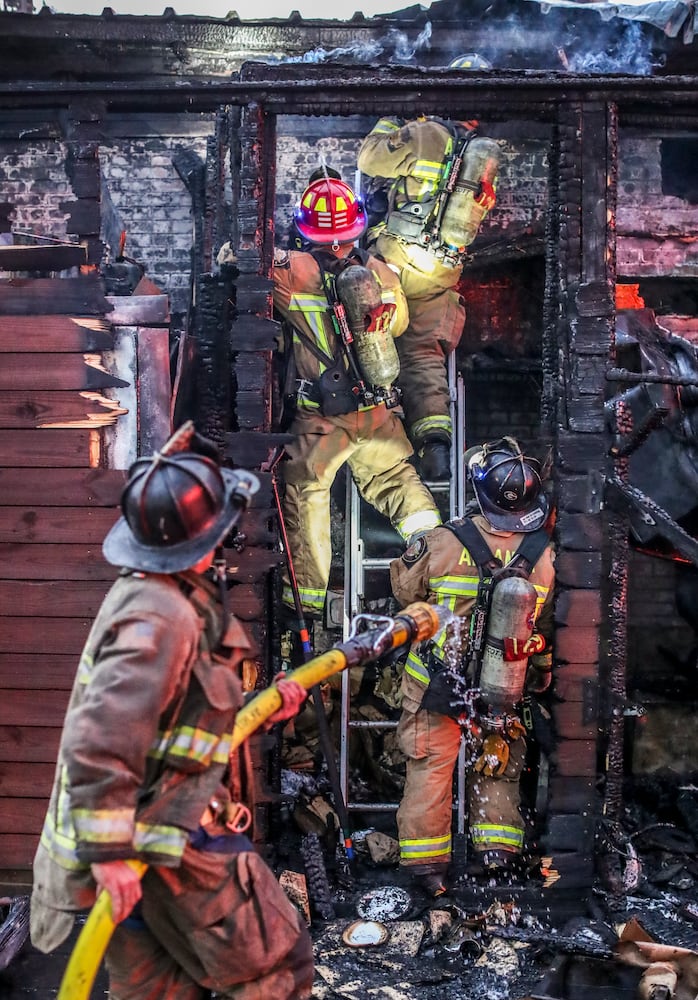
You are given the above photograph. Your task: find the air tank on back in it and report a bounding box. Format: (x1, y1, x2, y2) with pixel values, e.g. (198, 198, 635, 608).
(335, 264, 400, 389)
(440, 136, 501, 251)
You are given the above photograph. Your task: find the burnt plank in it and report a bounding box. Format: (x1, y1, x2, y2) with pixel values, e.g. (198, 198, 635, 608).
(0, 354, 129, 391)
(230, 314, 281, 351)
(225, 430, 293, 469)
(0, 390, 127, 428)
(554, 589, 602, 628)
(550, 739, 597, 777)
(228, 584, 266, 622)
(555, 626, 600, 664)
(0, 763, 55, 799)
(0, 315, 113, 352)
(0, 467, 125, 506)
(236, 390, 270, 431)
(0, 545, 117, 581)
(554, 663, 600, 707)
(105, 295, 170, 326)
(0, 429, 94, 467)
(557, 512, 603, 551)
(0, 617, 92, 656)
(232, 511, 276, 548)
(544, 814, 594, 851)
(222, 545, 283, 583)
(0, 277, 112, 316)
(554, 551, 603, 588)
(556, 473, 603, 515)
(0, 724, 61, 763)
(234, 352, 272, 392)
(0, 244, 86, 272)
(566, 396, 606, 433)
(0, 506, 118, 544)
(547, 775, 597, 813)
(0, 581, 111, 618)
(137, 327, 171, 453)
(538, 850, 595, 891)
(0, 801, 48, 836)
(557, 430, 608, 473)
(550, 697, 599, 739)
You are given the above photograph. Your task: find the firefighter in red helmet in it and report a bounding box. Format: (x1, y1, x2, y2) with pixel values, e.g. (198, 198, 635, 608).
(389, 437, 555, 896)
(274, 176, 441, 626)
(358, 115, 501, 481)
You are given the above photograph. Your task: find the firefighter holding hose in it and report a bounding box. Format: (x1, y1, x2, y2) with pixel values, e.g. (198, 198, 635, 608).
(390, 437, 555, 896)
(273, 173, 442, 628)
(30, 424, 314, 999)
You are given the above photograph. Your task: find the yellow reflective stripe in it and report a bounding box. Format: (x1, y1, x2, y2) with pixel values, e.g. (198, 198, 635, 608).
(134, 821, 188, 859)
(413, 157, 443, 183)
(412, 415, 452, 439)
(405, 650, 429, 684)
(431, 576, 479, 599)
(289, 293, 334, 359)
(72, 807, 134, 843)
(40, 811, 84, 870)
(77, 653, 94, 684)
(470, 824, 524, 849)
(394, 508, 442, 539)
(372, 118, 400, 134)
(399, 833, 452, 858)
(149, 727, 230, 766)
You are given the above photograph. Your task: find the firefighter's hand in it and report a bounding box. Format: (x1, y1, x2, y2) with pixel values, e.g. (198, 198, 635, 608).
(266, 675, 308, 726)
(91, 860, 143, 925)
(526, 651, 553, 694)
(473, 734, 509, 777)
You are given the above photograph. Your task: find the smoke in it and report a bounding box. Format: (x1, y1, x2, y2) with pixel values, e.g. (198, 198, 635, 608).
(279, 20, 432, 65)
(564, 20, 658, 75)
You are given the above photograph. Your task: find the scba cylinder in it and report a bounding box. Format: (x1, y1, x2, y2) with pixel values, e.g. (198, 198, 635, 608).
(440, 136, 501, 251)
(478, 575, 537, 711)
(336, 265, 400, 388)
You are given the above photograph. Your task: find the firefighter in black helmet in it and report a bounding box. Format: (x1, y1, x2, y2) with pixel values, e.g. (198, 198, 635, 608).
(389, 436, 555, 897)
(31, 423, 314, 998)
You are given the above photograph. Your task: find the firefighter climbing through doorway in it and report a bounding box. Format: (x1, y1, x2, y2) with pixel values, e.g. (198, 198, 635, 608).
(357, 110, 501, 481)
(273, 174, 442, 627)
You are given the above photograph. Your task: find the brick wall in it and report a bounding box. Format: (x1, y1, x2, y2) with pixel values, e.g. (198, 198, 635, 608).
(100, 136, 209, 317)
(0, 140, 76, 242)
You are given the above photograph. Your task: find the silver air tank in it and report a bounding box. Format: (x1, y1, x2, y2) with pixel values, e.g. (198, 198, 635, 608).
(478, 575, 537, 712)
(440, 136, 501, 251)
(335, 265, 400, 389)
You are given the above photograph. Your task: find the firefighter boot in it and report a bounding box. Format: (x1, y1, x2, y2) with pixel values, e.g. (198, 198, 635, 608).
(412, 863, 449, 898)
(418, 437, 451, 482)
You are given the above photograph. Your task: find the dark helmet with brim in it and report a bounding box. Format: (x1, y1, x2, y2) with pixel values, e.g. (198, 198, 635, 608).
(103, 450, 259, 573)
(467, 436, 548, 533)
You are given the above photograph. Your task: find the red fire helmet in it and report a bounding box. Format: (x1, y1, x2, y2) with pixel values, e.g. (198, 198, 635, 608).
(294, 177, 368, 246)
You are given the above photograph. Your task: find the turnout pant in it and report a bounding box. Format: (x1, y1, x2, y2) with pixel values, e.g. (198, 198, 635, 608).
(105, 843, 313, 1000)
(281, 404, 440, 616)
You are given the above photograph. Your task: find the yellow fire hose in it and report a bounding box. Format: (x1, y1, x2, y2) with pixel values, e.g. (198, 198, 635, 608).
(57, 602, 445, 1000)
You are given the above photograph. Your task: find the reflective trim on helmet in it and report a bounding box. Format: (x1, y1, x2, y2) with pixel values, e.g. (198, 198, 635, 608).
(371, 117, 401, 134)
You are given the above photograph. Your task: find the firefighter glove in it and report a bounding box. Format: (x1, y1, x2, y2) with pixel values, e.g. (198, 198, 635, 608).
(473, 733, 509, 777)
(526, 650, 553, 694)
